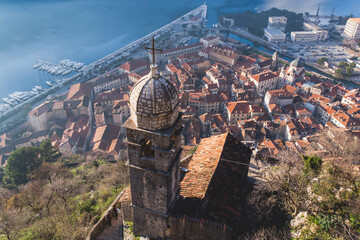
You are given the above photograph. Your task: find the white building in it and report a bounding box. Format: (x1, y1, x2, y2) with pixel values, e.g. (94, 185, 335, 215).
(335, 25, 346, 34)
(249, 71, 279, 95)
(279, 58, 305, 87)
(267, 16, 287, 32)
(342, 18, 360, 40)
(200, 36, 220, 47)
(92, 71, 129, 95)
(224, 101, 251, 125)
(264, 28, 286, 42)
(291, 30, 328, 42)
(28, 101, 54, 131)
(303, 22, 322, 31)
(329, 111, 360, 130)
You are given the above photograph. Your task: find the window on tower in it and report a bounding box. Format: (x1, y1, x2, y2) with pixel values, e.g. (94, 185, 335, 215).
(139, 139, 155, 158)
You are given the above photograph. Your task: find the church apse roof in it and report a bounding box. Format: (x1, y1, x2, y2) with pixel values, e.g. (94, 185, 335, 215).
(174, 132, 252, 225)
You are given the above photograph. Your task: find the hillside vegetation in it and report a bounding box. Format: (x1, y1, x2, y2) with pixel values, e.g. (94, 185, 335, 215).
(0, 140, 129, 240)
(1, 129, 359, 239)
(221, 8, 304, 37)
(246, 129, 360, 239)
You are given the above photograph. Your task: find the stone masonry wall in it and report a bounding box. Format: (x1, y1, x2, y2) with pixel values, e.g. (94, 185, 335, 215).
(165, 216, 233, 240)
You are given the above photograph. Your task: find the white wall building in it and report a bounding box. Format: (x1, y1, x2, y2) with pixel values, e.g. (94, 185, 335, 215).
(335, 25, 346, 34)
(278, 58, 305, 87)
(92, 72, 129, 95)
(342, 18, 360, 40)
(291, 30, 328, 42)
(264, 28, 286, 42)
(249, 71, 279, 95)
(267, 16, 287, 32)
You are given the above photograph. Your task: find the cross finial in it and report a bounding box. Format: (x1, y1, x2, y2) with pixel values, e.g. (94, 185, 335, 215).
(144, 37, 163, 65)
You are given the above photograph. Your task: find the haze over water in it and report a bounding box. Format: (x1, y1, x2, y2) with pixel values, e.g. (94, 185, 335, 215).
(0, 0, 359, 99)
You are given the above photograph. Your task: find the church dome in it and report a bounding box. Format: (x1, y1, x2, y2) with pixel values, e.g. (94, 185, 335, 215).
(129, 65, 179, 131)
(290, 58, 303, 68)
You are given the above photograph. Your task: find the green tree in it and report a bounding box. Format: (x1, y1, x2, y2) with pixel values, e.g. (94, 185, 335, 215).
(302, 155, 322, 175)
(346, 66, 354, 76)
(224, 8, 304, 36)
(317, 57, 328, 65)
(335, 68, 343, 78)
(39, 139, 61, 163)
(338, 61, 348, 68)
(3, 147, 41, 186)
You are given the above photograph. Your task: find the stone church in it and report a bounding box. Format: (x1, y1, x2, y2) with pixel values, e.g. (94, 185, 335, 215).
(119, 41, 252, 239)
(279, 58, 305, 88)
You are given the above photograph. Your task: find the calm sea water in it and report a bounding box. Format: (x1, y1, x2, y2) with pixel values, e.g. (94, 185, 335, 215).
(0, 0, 359, 99)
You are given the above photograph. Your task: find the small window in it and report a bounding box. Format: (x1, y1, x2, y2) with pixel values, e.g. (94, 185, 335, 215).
(139, 139, 155, 158)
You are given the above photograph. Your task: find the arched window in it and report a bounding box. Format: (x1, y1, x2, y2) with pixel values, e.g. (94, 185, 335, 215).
(139, 139, 155, 158)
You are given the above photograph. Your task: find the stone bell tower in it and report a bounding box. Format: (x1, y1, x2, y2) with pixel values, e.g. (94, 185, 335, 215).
(123, 38, 182, 238)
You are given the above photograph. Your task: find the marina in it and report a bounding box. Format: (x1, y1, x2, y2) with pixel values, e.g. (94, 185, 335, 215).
(0, 58, 85, 113)
(0, 4, 207, 126)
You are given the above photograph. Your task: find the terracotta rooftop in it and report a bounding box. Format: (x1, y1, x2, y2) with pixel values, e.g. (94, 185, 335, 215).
(67, 83, 92, 101)
(157, 42, 204, 55)
(349, 18, 360, 23)
(296, 139, 311, 150)
(226, 101, 251, 114)
(119, 59, 149, 72)
(92, 124, 121, 147)
(180, 132, 251, 199)
(175, 132, 252, 225)
(332, 111, 360, 128)
(91, 69, 128, 87)
(166, 63, 179, 74)
(267, 88, 294, 98)
(129, 72, 142, 81)
(180, 134, 226, 199)
(310, 93, 331, 104)
(108, 138, 123, 155)
(259, 139, 279, 155)
(95, 89, 129, 103)
(29, 101, 54, 116)
(251, 71, 278, 82)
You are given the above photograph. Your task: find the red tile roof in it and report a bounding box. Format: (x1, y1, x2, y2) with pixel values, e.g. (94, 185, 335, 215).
(92, 124, 121, 152)
(119, 59, 149, 72)
(157, 42, 204, 55)
(29, 101, 54, 116)
(180, 134, 226, 199)
(175, 132, 252, 225)
(251, 71, 278, 82)
(226, 101, 251, 114)
(67, 83, 92, 101)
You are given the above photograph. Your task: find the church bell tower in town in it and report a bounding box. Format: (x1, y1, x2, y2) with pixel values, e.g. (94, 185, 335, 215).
(123, 37, 182, 238)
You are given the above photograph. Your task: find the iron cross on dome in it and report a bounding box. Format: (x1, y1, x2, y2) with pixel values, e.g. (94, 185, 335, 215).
(144, 37, 163, 65)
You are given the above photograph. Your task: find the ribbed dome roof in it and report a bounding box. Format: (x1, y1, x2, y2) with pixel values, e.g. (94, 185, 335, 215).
(290, 57, 303, 68)
(128, 65, 179, 131)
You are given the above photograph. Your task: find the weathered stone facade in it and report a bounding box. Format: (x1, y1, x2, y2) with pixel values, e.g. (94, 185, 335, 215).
(123, 113, 182, 238)
(124, 64, 182, 239)
(129, 65, 179, 131)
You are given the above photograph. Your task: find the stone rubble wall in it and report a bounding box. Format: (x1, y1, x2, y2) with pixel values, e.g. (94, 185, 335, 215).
(86, 188, 126, 240)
